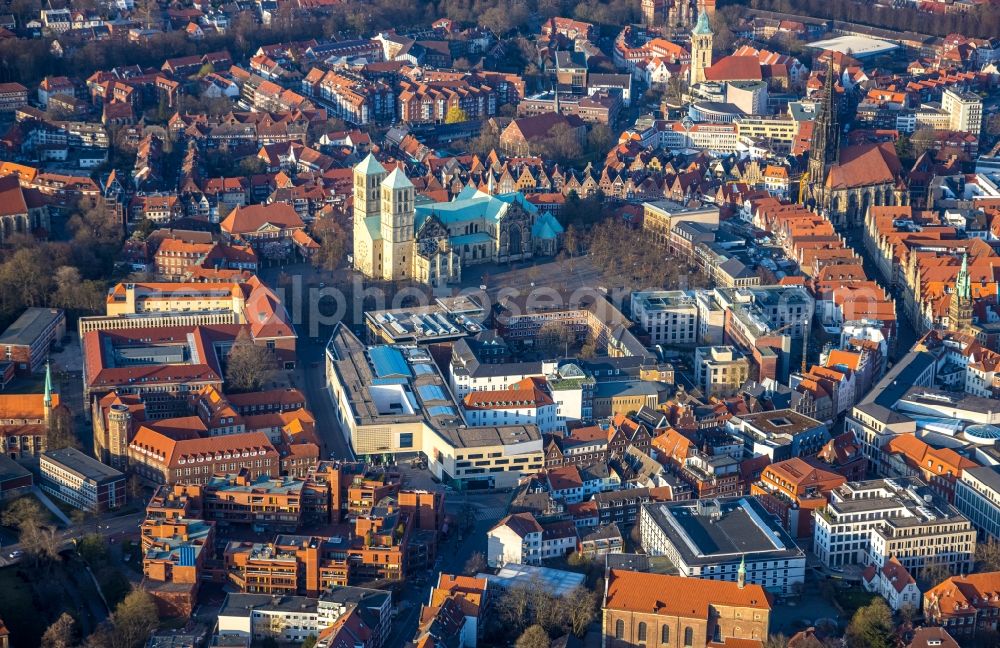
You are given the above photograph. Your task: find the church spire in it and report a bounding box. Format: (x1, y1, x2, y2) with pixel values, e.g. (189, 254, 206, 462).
(43, 361, 52, 409)
(950, 251, 973, 331)
(737, 554, 746, 589)
(956, 251, 971, 301)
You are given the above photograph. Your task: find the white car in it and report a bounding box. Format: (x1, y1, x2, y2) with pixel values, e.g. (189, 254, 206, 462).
(9, 549, 22, 559)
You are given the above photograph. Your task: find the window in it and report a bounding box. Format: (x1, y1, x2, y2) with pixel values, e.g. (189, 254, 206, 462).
(638, 623, 647, 643)
(661, 626, 670, 644)
(615, 620, 624, 640)
(684, 628, 693, 647)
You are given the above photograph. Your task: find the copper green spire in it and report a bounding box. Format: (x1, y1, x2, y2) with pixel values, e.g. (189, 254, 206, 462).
(43, 361, 52, 408)
(956, 251, 971, 301)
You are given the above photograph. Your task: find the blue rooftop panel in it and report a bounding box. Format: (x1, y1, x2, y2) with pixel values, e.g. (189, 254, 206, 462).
(428, 405, 456, 417)
(369, 346, 411, 379)
(417, 384, 447, 402)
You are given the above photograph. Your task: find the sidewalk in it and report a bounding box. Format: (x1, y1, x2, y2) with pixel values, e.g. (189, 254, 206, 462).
(32, 486, 72, 526)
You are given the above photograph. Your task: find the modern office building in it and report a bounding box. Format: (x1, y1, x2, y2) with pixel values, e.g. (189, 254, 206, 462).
(639, 497, 806, 595)
(955, 465, 1000, 542)
(813, 477, 975, 577)
(630, 290, 699, 346)
(39, 447, 126, 512)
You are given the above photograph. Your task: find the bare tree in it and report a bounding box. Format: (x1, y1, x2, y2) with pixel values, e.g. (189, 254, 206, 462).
(976, 536, 1000, 571)
(108, 590, 158, 648)
(225, 329, 279, 392)
(464, 551, 487, 575)
(515, 625, 550, 648)
(563, 587, 598, 637)
(41, 612, 78, 648)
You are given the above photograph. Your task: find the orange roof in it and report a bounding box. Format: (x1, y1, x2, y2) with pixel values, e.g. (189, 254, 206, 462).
(463, 377, 553, 410)
(605, 570, 771, 618)
(885, 434, 977, 475)
(0, 393, 60, 419)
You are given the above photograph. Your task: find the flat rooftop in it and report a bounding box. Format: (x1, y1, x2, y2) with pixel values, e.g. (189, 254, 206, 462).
(478, 563, 585, 596)
(644, 497, 802, 565)
(0, 307, 62, 347)
(807, 35, 898, 57)
(41, 447, 124, 483)
(365, 300, 484, 343)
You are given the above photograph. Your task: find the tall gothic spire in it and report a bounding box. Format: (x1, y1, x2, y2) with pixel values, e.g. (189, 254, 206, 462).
(813, 64, 841, 167)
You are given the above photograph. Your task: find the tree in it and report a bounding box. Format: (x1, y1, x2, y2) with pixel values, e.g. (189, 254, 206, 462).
(109, 590, 158, 648)
(48, 406, 81, 451)
(301, 636, 318, 648)
(918, 559, 954, 590)
(2, 495, 44, 530)
(238, 156, 267, 176)
(764, 635, 789, 648)
(536, 320, 576, 357)
(41, 612, 78, 648)
(515, 625, 550, 648)
(224, 329, 279, 392)
(845, 598, 895, 648)
(127, 474, 145, 501)
(464, 551, 487, 575)
(976, 536, 1000, 571)
(563, 587, 598, 637)
(585, 124, 614, 159)
(539, 123, 583, 166)
(985, 113, 1000, 138)
(445, 106, 470, 124)
(311, 216, 349, 272)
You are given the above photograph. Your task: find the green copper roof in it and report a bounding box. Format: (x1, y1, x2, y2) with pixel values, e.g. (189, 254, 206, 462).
(693, 11, 712, 35)
(355, 153, 385, 176)
(382, 167, 414, 190)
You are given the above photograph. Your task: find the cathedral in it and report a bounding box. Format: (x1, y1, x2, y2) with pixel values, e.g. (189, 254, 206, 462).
(803, 67, 909, 228)
(351, 154, 564, 287)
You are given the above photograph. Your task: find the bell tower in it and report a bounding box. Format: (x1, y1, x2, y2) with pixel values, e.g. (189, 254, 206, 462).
(353, 153, 387, 277)
(380, 167, 415, 281)
(689, 11, 713, 86)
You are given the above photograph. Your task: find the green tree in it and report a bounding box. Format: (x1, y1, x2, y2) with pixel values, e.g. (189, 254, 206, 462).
(445, 106, 470, 124)
(224, 329, 279, 392)
(845, 598, 895, 648)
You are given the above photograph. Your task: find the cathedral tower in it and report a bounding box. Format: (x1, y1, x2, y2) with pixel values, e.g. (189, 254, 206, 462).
(806, 65, 841, 211)
(380, 167, 415, 281)
(352, 154, 387, 277)
(689, 11, 713, 87)
(950, 252, 973, 331)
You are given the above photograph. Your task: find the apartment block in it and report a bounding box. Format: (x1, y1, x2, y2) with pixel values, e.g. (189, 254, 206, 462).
(630, 290, 698, 346)
(694, 345, 750, 398)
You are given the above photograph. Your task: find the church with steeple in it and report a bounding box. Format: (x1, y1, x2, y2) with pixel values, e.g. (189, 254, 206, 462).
(351, 154, 564, 287)
(0, 362, 58, 460)
(802, 65, 908, 228)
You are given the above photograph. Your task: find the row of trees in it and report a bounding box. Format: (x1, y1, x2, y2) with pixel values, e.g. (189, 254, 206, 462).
(742, 0, 1000, 39)
(0, 198, 122, 332)
(487, 581, 599, 642)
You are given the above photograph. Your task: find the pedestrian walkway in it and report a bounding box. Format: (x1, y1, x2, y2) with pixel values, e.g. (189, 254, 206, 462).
(32, 486, 72, 526)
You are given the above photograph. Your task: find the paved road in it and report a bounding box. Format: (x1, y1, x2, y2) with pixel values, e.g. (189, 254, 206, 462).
(0, 510, 145, 568)
(295, 336, 356, 461)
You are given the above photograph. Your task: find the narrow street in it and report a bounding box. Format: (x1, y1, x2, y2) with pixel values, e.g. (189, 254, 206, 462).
(843, 226, 919, 361)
